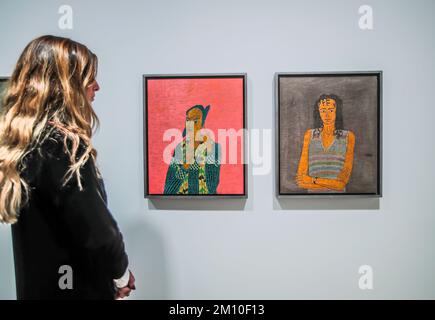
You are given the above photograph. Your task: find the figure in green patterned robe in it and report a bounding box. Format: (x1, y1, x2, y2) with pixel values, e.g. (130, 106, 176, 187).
(164, 105, 221, 195)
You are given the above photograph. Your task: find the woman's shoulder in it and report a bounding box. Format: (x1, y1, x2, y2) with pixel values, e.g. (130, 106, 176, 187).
(342, 130, 355, 142)
(335, 129, 354, 140)
(18, 127, 67, 185)
(19, 126, 61, 165)
(39, 127, 65, 154)
(38, 125, 87, 161)
(306, 128, 319, 139)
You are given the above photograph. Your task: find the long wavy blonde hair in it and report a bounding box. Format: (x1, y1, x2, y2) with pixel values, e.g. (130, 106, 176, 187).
(0, 35, 101, 224)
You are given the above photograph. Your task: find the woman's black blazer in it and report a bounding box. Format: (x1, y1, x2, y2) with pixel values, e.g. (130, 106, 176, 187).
(11, 127, 129, 300)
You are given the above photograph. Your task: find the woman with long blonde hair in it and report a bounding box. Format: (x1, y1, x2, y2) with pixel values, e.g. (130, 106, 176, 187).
(0, 35, 135, 299)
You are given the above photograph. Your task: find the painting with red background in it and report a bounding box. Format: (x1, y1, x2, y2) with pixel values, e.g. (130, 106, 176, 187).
(146, 76, 245, 195)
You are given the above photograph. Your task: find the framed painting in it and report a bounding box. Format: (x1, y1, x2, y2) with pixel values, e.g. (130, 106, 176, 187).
(0, 77, 8, 109)
(143, 74, 247, 198)
(276, 72, 382, 197)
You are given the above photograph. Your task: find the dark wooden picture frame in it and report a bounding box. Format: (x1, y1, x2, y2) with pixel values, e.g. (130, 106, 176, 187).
(276, 72, 382, 197)
(143, 73, 248, 199)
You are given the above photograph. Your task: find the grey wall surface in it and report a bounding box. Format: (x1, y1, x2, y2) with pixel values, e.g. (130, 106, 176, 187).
(1, 0, 435, 299)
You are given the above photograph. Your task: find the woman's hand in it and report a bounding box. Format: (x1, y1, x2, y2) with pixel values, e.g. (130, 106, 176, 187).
(295, 174, 313, 187)
(116, 270, 136, 299)
(295, 174, 329, 190)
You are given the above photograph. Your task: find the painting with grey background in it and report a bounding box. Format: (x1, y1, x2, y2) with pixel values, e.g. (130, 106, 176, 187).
(278, 73, 381, 195)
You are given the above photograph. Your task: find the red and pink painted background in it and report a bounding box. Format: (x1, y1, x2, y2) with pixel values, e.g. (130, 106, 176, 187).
(146, 77, 245, 195)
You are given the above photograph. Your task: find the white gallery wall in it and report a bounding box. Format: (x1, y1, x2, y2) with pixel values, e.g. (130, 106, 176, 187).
(1, 0, 434, 299)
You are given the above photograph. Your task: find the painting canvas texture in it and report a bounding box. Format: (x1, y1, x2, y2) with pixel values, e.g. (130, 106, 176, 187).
(278, 74, 380, 195)
(146, 76, 245, 196)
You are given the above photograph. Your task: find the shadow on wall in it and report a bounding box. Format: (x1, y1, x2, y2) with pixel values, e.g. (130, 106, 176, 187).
(123, 220, 170, 299)
(148, 198, 248, 211)
(273, 196, 380, 211)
